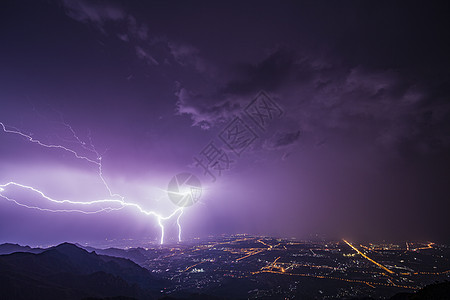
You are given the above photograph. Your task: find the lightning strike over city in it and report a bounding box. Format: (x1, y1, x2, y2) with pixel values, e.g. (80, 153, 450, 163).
(0, 121, 187, 245)
(1, 1, 449, 299)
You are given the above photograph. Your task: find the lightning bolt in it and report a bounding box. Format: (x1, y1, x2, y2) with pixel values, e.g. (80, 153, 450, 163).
(0, 121, 184, 244)
(177, 209, 184, 242)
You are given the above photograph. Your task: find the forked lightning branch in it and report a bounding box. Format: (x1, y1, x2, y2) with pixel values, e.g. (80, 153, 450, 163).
(0, 121, 198, 244)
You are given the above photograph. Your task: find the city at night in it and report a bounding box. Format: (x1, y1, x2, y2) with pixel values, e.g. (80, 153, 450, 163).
(1, 1, 449, 299)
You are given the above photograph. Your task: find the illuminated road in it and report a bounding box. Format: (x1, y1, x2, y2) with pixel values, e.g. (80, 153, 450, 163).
(343, 239, 394, 274)
(236, 249, 265, 261)
(139, 235, 449, 297)
(251, 270, 417, 290)
(183, 261, 204, 272)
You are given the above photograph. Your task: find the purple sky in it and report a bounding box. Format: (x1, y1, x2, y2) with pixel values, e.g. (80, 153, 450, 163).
(1, 0, 450, 246)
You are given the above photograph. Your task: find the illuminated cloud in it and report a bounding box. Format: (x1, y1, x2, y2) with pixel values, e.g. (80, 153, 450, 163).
(175, 87, 242, 130)
(135, 46, 159, 66)
(62, 0, 126, 27)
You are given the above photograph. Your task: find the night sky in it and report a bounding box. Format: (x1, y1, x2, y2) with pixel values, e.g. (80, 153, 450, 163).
(1, 0, 450, 246)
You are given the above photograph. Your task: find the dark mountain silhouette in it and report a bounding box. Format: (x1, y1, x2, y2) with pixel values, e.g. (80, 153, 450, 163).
(0, 243, 44, 255)
(390, 281, 450, 300)
(0, 242, 166, 300)
(75, 244, 152, 266)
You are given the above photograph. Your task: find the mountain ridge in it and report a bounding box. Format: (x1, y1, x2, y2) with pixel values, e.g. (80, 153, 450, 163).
(0, 242, 164, 300)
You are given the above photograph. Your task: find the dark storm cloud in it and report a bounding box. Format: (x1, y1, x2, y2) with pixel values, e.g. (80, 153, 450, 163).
(175, 87, 242, 130)
(223, 49, 298, 95)
(173, 49, 299, 130)
(62, 0, 126, 27)
(62, 0, 215, 73)
(266, 131, 301, 149)
(168, 42, 214, 75)
(62, 0, 147, 42)
(135, 45, 159, 65)
(62, 0, 159, 67)
(58, 0, 450, 154)
(175, 46, 450, 156)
